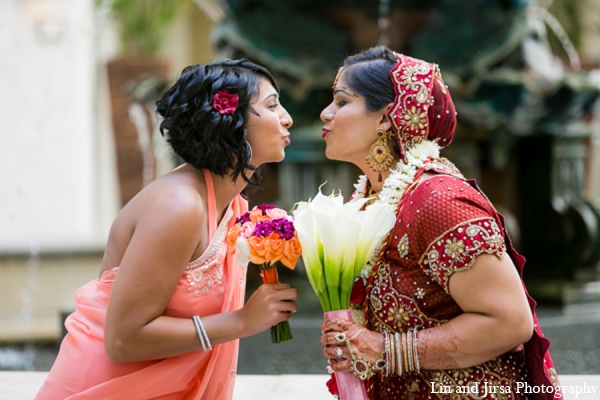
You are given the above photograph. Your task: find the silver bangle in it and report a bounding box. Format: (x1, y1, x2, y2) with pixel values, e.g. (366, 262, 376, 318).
(198, 316, 212, 351)
(192, 316, 206, 351)
(384, 332, 390, 377)
(413, 328, 421, 373)
(193, 315, 212, 351)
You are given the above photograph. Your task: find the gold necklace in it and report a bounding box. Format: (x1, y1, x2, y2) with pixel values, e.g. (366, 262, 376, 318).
(365, 186, 380, 206)
(367, 186, 380, 197)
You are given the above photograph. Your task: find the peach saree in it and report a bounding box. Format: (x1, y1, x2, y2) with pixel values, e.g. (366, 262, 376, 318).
(36, 170, 248, 399)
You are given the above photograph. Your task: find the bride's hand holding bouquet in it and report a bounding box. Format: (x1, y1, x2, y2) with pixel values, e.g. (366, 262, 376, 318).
(293, 188, 395, 399)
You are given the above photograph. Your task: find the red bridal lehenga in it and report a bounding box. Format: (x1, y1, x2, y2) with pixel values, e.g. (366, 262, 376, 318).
(355, 159, 561, 400)
(35, 170, 249, 400)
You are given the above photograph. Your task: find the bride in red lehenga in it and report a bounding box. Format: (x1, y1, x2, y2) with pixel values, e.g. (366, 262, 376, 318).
(319, 45, 562, 400)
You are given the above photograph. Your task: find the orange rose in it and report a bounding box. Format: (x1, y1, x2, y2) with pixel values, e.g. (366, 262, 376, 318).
(247, 236, 269, 265)
(227, 223, 242, 249)
(266, 232, 285, 265)
(281, 235, 302, 270)
(249, 208, 269, 223)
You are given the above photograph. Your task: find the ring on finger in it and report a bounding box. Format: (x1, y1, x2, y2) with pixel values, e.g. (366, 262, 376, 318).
(336, 346, 343, 359)
(335, 332, 346, 344)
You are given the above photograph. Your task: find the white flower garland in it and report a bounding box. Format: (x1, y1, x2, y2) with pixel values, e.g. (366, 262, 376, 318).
(351, 140, 441, 281)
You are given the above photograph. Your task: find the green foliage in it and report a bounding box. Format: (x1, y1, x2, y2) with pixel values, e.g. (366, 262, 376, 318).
(97, 0, 185, 56)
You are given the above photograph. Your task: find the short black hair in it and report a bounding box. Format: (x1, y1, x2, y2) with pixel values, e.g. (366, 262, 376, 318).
(156, 59, 278, 187)
(341, 46, 397, 112)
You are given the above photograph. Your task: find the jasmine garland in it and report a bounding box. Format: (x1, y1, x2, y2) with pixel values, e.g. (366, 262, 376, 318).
(351, 140, 441, 282)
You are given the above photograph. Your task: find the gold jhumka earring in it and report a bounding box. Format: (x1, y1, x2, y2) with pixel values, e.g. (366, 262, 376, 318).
(366, 125, 394, 182)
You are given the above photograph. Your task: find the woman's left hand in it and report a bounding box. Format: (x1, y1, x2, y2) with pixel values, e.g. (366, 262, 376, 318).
(320, 317, 384, 372)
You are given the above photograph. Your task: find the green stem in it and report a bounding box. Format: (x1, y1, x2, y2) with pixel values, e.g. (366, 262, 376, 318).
(270, 321, 293, 343)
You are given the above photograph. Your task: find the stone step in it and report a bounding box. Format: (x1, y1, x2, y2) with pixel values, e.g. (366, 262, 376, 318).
(1, 372, 598, 400)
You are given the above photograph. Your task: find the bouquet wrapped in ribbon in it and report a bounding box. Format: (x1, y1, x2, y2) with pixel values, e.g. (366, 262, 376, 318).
(292, 189, 395, 399)
(227, 204, 302, 343)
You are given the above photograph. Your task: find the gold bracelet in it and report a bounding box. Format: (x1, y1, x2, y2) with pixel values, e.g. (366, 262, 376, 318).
(390, 334, 398, 375)
(401, 332, 409, 374)
(395, 332, 403, 376)
(407, 329, 414, 372)
(346, 337, 370, 380)
(346, 338, 386, 380)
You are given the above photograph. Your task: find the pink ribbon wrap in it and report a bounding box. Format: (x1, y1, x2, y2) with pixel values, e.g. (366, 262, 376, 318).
(324, 309, 368, 400)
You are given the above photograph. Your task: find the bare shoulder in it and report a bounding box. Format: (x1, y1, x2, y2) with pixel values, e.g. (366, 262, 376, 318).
(134, 172, 205, 231)
(106, 170, 206, 253)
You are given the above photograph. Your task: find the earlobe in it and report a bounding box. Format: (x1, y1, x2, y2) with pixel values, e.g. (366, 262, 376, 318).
(379, 114, 393, 134)
(379, 104, 394, 132)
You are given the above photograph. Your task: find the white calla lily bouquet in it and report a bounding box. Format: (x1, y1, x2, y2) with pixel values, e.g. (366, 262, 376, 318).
(292, 187, 396, 312)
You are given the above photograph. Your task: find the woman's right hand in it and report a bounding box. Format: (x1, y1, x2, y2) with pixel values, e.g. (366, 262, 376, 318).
(321, 317, 385, 373)
(238, 283, 297, 337)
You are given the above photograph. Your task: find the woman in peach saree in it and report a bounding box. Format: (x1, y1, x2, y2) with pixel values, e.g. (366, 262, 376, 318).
(35, 59, 297, 400)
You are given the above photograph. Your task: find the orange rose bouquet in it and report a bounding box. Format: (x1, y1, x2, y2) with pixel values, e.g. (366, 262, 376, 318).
(227, 204, 302, 343)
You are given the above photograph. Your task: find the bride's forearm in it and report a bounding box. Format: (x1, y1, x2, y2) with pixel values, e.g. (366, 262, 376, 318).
(417, 313, 532, 370)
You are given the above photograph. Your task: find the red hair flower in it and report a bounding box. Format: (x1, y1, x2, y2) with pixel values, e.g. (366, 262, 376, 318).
(213, 89, 239, 115)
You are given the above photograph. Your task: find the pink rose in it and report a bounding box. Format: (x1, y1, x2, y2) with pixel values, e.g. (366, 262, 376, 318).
(213, 89, 239, 115)
(266, 208, 288, 220)
(239, 222, 256, 238)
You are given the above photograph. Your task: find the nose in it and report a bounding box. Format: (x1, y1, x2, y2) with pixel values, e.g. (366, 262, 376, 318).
(320, 105, 334, 123)
(281, 108, 293, 129)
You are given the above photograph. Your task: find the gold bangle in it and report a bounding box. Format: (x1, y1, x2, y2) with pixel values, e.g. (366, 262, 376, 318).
(395, 332, 403, 376)
(390, 333, 398, 375)
(402, 332, 409, 374)
(407, 329, 414, 372)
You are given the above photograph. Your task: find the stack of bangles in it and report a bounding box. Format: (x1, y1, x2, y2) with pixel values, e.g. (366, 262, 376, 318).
(383, 328, 421, 377)
(193, 315, 212, 351)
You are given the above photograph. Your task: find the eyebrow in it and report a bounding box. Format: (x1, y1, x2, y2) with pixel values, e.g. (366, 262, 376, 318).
(263, 93, 279, 101)
(333, 88, 354, 96)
